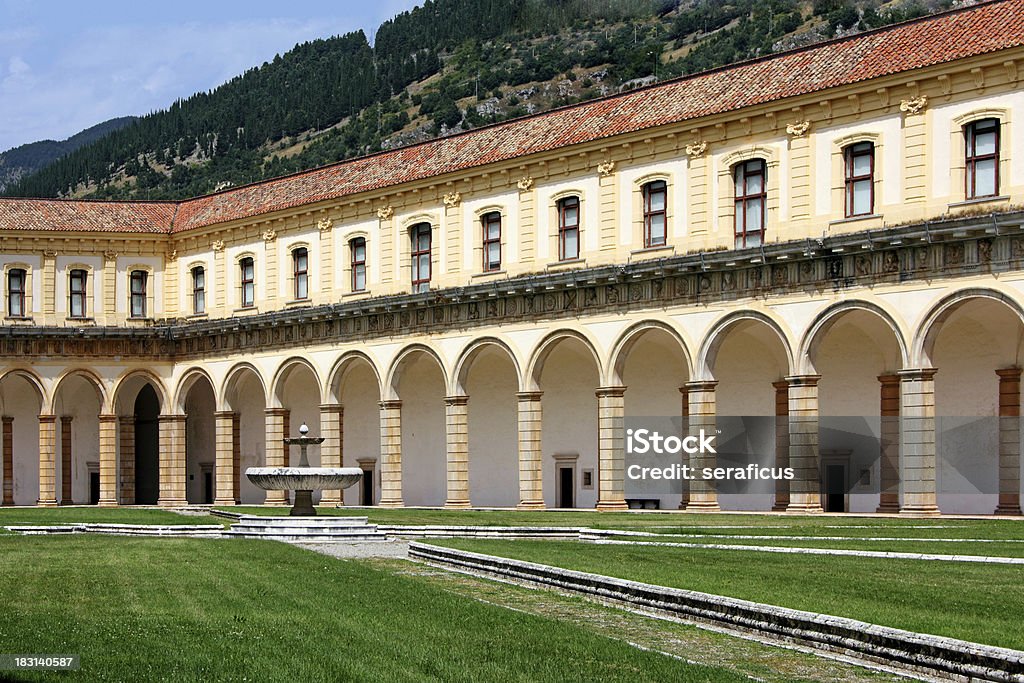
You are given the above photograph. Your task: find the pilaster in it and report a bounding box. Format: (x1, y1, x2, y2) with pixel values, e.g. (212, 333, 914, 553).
(214, 411, 237, 506)
(37, 414, 57, 507)
(2, 416, 14, 505)
(996, 368, 1022, 515)
(877, 374, 901, 513)
(595, 387, 628, 511)
(60, 415, 73, 504)
(786, 375, 823, 514)
(898, 368, 940, 517)
(157, 414, 187, 507)
(771, 380, 791, 511)
(98, 414, 118, 507)
(378, 400, 404, 507)
(598, 169, 618, 252)
(263, 407, 287, 506)
(444, 395, 471, 508)
(685, 380, 720, 511)
(319, 403, 344, 506)
(516, 391, 544, 509)
(118, 415, 135, 504)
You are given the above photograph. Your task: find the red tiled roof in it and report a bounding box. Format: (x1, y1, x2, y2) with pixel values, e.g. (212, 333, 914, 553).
(0, 198, 176, 233)
(3, 0, 1023, 236)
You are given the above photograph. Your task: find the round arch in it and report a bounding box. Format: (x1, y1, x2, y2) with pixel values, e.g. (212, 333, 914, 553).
(220, 362, 268, 412)
(912, 288, 1024, 368)
(270, 357, 324, 408)
(606, 319, 693, 386)
(326, 351, 384, 404)
(52, 367, 109, 414)
(451, 336, 524, 396)
(173, 367, 219, 414)
(111, 369, 169, 415)
(524, 328, 605, 392)
(696, 310, 796, 381)
(798, 300, 910, 375)
(0, 366, 48, 412)
(384, 343, 448, 401)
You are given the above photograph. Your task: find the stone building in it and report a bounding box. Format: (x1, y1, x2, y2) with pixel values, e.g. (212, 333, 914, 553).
(2, 1, 1024, 515)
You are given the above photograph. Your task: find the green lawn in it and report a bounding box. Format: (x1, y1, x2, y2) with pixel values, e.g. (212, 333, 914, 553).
(0, 536, 744, 682)
(0, 507, 220, 529)
(604, 535, 1024, 558)
(432, 538, 1024, 651)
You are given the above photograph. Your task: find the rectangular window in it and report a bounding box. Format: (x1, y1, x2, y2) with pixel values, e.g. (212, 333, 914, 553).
(966, 119, 1000, 199)
(411, 224, 431, 293)
(558, 196, 580, 261)
(69, 269, 87, 318)
(350, 238, 366, 292)
(7, 269, 25, 318)
(192, 266, 205, 315)
(293, 248, 308, 300)
(130, 270, 147, 318)
(734, 159, 766, 249)
(482, 212, 502, 271)
(643, 181, 667, 247)
(844, 142, 874, 217)
(240, 257, 255, 308)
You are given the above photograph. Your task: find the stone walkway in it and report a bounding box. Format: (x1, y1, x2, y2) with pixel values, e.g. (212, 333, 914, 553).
(296, 539, 410, 560)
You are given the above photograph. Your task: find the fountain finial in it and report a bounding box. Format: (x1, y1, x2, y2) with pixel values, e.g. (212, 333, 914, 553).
(299, 422, 309, 436)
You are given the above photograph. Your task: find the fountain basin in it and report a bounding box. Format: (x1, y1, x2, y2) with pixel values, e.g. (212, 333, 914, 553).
(245, 467, 363, 492)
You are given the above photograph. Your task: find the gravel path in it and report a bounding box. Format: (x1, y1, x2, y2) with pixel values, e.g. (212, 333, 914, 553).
(296, 539, 410, 559)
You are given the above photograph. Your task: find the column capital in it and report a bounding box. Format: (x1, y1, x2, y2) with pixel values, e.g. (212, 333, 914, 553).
(60, 415, 74, 423)
(772, 379, 790, 391)
(38, 414, 56, 423)
(214, 410, 238, 420)
(785, 374, 821, 387)
(98, 414, 117, 423)
(684, 379, 718, 392)
(158, 413, 187, 424)
(516, 391, 543, 401)
(996, 367, 1022, 381)
(897, 367, 937, 382)
(1, 415, 12, 424)
(444, 395, 469, 407)
(877, 373, 902, 386)
(264, 407, 289, 417)
(595, 386, 626, 399)
(319, 403, 344, 414)
(379, 399, 402, 410)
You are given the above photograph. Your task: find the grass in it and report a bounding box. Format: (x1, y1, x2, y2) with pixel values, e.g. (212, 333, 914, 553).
(0, 507, 220, 529)
(432, 538, 1024, 651)
(0, 536, 745, 682)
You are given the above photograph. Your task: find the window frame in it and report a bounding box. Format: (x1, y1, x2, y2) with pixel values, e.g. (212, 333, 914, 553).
(557, 196, 580, 262)
(350, 237, 367, 292)
(292, 247, 309, 301)
(733, 159, 767, 249)
(965, 118, 1000, 200)
(843, 142, 875, 217)
(481, 211, 502, 272)
(239, 257, 255, 308)
(642, 180, 668, 248)
(410, 223, 432, 293)
(68, 268, 88, 319)
(129, 269, 148, 319)
(191, 266, 206, 315)
(7, 268, 26, 318)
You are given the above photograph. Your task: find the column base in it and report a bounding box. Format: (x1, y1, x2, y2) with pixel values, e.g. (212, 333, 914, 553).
(876, 493, 900, 514)
(785, 502, 824, 514)
(213, 497, 237, 507)
(771, 497, 790, 512)
(36, 499, 58, 508)
(517, 500, 545, 510)
(378, 499, 404, 508)
(596, 500, 629, 512)
(97, 499, 119, 508)
(684, 501, 721, 512)
(264, 493, 287, 506)
(320, 492, 343, 506)
(444, 500, 472, 509)
(157, 498, 187, 508)
(899, 504, 941, 518)
(995, 505, 1023, 516)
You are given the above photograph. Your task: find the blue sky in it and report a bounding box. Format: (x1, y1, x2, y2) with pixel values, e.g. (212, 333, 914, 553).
(0, 0, 423, 151)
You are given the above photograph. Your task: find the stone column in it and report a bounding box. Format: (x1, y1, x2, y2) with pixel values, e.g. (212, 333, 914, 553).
(898, 368, 940, 516)
(517, 391, 544, 510)
(118, 416, 135, 505)
(213, 411, 237, 506)
(37, 414, 57, 507)
(685, 381, 719, 511)
(2, 416, 14, 505)
(771, 380, 791, 512)
(319, 404, 344, 506)
(263, 408, 287, 506)
(876, 374, 901, 513)
(98, 414, 118, 507)
(232, 413, 241, 503)
(595, 387, 628, 511)
(60, 416, 73, 504)
(996, 368, 1022, 515)
(444, 395, 471, 508)
(378, 400, 404, 508)
(786, 375, 823, 514)
(678, 387, 690, 510)
(157, 415, 187, 507)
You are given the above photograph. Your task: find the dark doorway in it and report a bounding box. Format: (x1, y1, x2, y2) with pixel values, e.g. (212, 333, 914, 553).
(558, 467, 574, 508)
(824, 464, 847, 512)
(89, 471, 100, 506)
(134, 385, 160, 505)
(203, 470, 213, 505)
(361, 469, 374, 506)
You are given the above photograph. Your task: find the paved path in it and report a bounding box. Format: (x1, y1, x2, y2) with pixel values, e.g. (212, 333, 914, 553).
(296, 539, 410, 560)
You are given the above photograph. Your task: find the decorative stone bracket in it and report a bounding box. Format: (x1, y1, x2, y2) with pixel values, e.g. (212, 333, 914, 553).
(317, 217, 333, 232)
(685, 140, 708, 157)
(443, 191, 462, 208)
(377, 205, 394, 220)
(899, 96, 928, 115)
(786, 120, 811, 137)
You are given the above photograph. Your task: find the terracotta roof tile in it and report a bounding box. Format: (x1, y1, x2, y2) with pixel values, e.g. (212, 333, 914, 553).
(0, 198, 176, 234)
(2, 0, 1022, 236)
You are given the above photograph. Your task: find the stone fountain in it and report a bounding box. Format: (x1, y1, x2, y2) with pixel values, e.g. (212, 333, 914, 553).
(245, 422, 363, 516)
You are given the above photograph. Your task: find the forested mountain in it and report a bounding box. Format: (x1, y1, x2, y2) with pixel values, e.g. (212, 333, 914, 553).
(0, 117, 136, 192)
(3, 0, 955, 201)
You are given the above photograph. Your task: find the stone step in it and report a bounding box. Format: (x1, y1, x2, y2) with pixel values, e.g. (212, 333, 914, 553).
(234, 515, 370, 528)
(229, 525, 380, 535)
(224, 531, 389, 543)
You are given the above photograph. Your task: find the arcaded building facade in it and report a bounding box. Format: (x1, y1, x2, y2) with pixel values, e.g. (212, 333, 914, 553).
(2, 1, 1024, 516)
